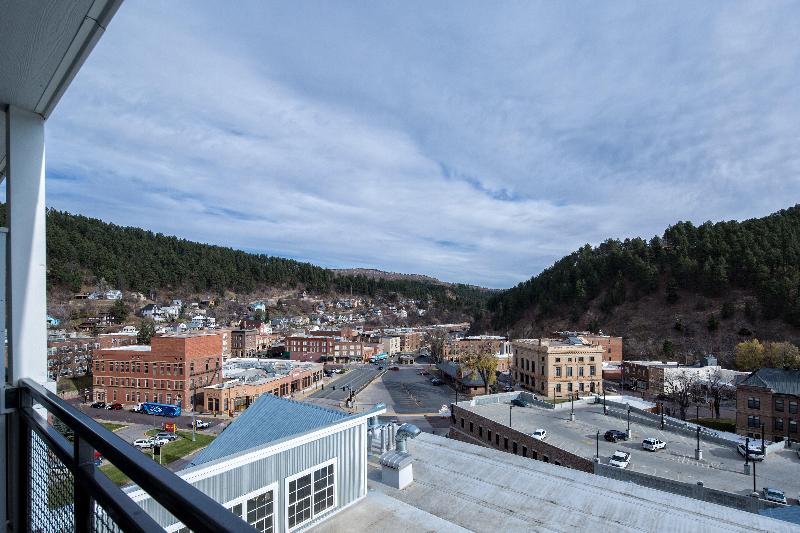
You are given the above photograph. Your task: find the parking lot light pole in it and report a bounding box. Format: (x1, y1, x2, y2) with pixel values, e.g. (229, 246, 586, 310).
(695, 426, 702, 460)
(626, 406, 631, 439)
(570, 393, 575, 422)
(744, 436, 751, 475)
(603, 390, 607, 415)
(752, 456, 757, 494)
(660, 403, 665, 430)
(761, 423, 765, 454)
(509, 404, 513, 427)
(596, 430, 600, 462)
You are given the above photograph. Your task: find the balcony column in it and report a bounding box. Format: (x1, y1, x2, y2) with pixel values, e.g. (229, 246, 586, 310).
(6, 105, 48, 385)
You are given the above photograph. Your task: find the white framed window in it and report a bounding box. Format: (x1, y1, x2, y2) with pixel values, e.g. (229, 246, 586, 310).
(166, 483, 277, 533)
(285, 458, 336, 531)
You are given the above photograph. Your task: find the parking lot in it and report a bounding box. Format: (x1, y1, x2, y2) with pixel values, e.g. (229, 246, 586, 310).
(469, 401, 800, 497)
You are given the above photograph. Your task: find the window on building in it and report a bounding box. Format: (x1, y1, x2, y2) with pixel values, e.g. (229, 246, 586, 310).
(566, 367, 573, 377)
(567, 383, 573, 392)
(747, 397, 760, 410)
(775, 399, 785, 412)
(747, 415, 760, 428)
(555, 367, 561, 377)
(775, 417, 784, 431)
(578, 367, 584, 377)
(522, 446, 528, 457)
(487, 430, 492, 442)
(532, 450, 538, 460)
(479, 426, 483, 437)
(555, 384, 561, 393)
(286, 461, 335, 531)
(469, 422, 473, 433)
(504, 437, 508, 450)
(790, 419, 797, 434)
(461, 418, 464, 428)
(590, 366, 596, 376)
(495, 434, 499, 446)
(791, 401, 798, 414)
(512, 442, 518, 454)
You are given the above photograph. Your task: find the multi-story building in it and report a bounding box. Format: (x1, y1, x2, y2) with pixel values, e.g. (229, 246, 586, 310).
(445, 335, 514, 372)
(736, 368, 800, 442)
(285, 335, 364, 363)
(92, 332, 223, 409)
(622, 358, 746, 395)
(97, 330, 139, 349)
(231, 328, 274, 358)
(557, 331, 622, 364)
(380, 336, 400, 355)
(216, 327, 233, 361)
(512, 337, 603, 399)
(47, 333, 99, 380)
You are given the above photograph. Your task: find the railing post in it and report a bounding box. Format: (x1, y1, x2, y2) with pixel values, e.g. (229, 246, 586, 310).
(8, 386, 32, 533)
(74, 436, 95, 531)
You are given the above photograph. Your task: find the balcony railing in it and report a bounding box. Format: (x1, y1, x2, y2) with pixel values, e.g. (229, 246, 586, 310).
(5, 378, 256, 532)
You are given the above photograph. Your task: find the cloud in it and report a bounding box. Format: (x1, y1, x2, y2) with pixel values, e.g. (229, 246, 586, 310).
(45, 1, 800, 288)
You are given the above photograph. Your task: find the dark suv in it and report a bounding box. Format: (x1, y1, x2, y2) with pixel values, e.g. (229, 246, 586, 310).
(604, 430, 627, 442)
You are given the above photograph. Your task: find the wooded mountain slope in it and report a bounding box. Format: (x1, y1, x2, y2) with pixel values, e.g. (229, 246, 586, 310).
(0, 206, 488, 312)
(488, 205, 800, 337)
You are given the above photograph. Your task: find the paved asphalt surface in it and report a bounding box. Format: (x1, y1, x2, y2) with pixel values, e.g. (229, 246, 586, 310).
(355, 363, 455, 435)
(308, 365, 383, 401)
(469, 400, 800, 496)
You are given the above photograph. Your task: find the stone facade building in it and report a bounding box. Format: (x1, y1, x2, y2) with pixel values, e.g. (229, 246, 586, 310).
(512, 337, 603, 400)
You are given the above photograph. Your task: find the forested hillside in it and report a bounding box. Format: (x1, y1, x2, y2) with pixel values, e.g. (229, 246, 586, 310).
(488, 206, 800, 339)
(0, 206, 488, 312)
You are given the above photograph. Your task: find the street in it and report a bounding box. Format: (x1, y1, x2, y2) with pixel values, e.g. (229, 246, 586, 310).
(355, 364, 454, 435)
(308, 365, 383, 401)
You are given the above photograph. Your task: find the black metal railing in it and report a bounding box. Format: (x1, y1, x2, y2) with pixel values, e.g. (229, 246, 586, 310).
(6, 378, 257, 532)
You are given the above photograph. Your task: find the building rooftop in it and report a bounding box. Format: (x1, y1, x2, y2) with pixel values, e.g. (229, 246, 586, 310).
(102, 345, 151, 352)
(315, 433, 792, 532)
(190, 394, 350, 466)
(739, 368, 800, 395)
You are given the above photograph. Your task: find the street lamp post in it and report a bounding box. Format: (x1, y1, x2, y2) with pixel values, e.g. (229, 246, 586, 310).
(695, 426, 702, 460)
(761, 423, 765, 455)
(603, 390, 607, 415)
(626, 406, 631, 439)
(660, 402, 665, 430)
(744, 436, 751, 475)
(509, 404, 513, 427)
(696, 404, 699, 422)
(595, 430, 600, 462)
(752, 455, 757, 495)
(570, 393, 575, 422)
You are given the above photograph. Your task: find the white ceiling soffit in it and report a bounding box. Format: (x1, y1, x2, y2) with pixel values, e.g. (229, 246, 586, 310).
(0, 0, 122, 180)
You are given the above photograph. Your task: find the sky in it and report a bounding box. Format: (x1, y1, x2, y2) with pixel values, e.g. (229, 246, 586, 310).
(45, 1, 800, 289)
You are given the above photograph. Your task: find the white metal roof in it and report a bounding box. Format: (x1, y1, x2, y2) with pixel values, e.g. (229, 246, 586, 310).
(321, 433, 795, 532)
(0, 0, 121, 177)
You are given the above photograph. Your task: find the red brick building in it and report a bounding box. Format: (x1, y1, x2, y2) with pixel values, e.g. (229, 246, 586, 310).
(736, 368, 800, 442)
(92, 332, 223, 410)
(285, 335, 364, 363)
(581, 333, 623, 363)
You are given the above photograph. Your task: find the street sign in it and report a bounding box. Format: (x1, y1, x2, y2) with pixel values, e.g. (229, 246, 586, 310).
(163, 422, 176, 433)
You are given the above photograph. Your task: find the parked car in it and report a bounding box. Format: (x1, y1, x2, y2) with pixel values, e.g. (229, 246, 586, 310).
(511, 398, 528, 408)
(133, 439, 153, 449)
(530, 429, 547, 440)
(737, 442, 765, 461)
(149, 436, 170, 447)
(192, 419, 210, 429)
(503, 385, 514, 392)
(155, 432, 179, 442)
(642, 438, 666, 451)
(430, 378, 445, 386)
(604, 430, 627, 443)
(609, 451, 631, 469)
(90, 401, 106, 409)
(106, 403, 123, 411)
(762, 487, 788, 505)
(389, 366, 400, 371)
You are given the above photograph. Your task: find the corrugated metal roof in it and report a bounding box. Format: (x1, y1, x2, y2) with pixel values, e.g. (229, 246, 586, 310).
(740, 368, 800, 395)
(192, 394, 350, 465)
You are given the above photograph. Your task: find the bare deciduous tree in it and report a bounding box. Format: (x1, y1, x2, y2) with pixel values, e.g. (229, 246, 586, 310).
(663, 370, 701, 420)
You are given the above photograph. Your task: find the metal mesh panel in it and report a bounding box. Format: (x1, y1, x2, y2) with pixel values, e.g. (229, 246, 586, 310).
(93, 504, 123, 533)
(30, 430, 75, 533)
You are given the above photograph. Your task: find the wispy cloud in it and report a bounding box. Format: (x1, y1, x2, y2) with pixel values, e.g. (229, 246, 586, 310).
(46, 1, 800, 288)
